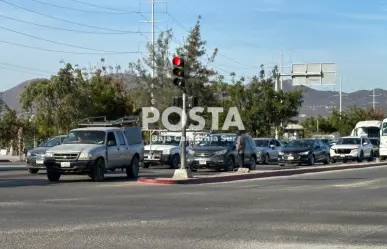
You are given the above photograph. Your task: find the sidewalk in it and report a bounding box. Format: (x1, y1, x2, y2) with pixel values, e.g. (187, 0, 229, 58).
(0, 155, 22, 162)
(138, 161, 387, 185)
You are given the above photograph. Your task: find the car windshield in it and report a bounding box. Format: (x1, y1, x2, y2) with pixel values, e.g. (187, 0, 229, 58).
(151, 136, 180, 146)
(285, 140, 314, 148)
(39, 137, 63, 147)
(198, 135, 236, 147)
(369, 139, 379, 146)
(254, 139, 270, 147)
(337, 138, 361, 145)
(63, 130, 106, 145)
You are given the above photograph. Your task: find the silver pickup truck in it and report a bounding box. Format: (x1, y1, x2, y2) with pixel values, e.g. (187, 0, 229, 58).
(43, 117, 144, 182)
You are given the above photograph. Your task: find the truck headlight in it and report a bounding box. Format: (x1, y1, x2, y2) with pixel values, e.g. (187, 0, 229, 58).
(214, 149, 227, 155)
(78, 152, 92, 160)
(45, 152, 53, 157)
(188, 149, 195, 155)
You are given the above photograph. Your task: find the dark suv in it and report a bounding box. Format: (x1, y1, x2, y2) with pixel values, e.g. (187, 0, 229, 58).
(187, 133, 257, 171)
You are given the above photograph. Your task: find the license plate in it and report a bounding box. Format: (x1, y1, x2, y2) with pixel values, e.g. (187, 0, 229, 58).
(36, 159, 44, 165)
(199, 160, 206, 165)
(340, 154, 345, 157)
(288, 156, 294, 160)
(61, 162, 71, 167)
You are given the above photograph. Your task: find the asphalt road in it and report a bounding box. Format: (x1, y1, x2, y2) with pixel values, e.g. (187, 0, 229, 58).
(1, 164, 387, 248)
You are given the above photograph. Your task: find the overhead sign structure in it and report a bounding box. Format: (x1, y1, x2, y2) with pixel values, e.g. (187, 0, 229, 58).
(291, 63, 336, 86)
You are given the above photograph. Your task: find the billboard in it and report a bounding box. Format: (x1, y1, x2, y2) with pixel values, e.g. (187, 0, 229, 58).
(291, 63, 336, 85)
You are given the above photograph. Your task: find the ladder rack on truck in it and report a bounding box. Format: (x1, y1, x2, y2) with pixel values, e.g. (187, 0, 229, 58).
(77, 116, 140, 128)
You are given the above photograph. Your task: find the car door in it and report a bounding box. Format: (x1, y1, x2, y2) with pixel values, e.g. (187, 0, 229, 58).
(273, 139, 282, 158)
(364, 138, 373, 156)
(114, 131, 128, 166)
(267, 139, 276, 159)
(313, 140, 323, 162)
(106, 132, 120, 168)
(318, 140, 329, 161)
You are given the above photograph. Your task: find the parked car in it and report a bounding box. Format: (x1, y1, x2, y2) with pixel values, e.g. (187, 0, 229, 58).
(253, 138, 283, 164)
(369, 138, 380, 157)
(43, 116, 144, 182)
(187, 133, 257, 171)
(143, 135, 189, 169)
(26, 135, 66, 174)
(278, 138, 330, 166)
(330, 136, 374, 163)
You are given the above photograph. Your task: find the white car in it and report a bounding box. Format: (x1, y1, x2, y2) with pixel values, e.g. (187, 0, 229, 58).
(330, 136, 374, 163)
(143, 136, 188, 169)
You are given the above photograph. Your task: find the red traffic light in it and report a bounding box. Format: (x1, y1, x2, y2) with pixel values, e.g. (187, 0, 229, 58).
(172, 56, 183, 66)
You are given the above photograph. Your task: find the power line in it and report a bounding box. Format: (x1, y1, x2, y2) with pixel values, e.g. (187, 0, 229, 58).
(0, 14, 138, 34)
(0, 39, 140, 55)
(0, 0, 137, 33)
(67, 0, 136, 13)
(28, 0, 135, 14)
(0, 61, 52, 74)
(0, 25, 136, 53)
(0, 65, 47, 77)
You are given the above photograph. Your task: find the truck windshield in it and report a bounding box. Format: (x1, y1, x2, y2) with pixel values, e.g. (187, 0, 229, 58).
(198, 135, 236, 147)
(382, 122, 387, 136)
(151, 136, 180, 146)
(63, 130, 106, 144)
(337, 138, 361, 145)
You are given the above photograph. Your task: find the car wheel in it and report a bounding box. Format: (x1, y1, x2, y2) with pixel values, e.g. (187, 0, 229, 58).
(249, 156, 256, 170)
(127, 156, 140, 178)
(226, 157, 234, 171)
(357, 151, 364, 163)
(170, 154, 180, 169)
(47, 170, 61, 182)
(28, 168, 39, 174)
(264, 153, 270, 164)
(308, 155, 315, 166)
(367, 151, 374, 162)
(323, 154, 330, 164)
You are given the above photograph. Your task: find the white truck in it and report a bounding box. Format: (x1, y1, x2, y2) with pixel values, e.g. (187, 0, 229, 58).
(43, 116, 144, 182)
(379, 118, 387, 160)
(351, 120, 381, 138)
(143, 131, 209, 168)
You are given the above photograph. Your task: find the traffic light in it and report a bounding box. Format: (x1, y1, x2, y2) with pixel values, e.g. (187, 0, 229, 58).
(173, 96, 183, 107)
(172, 56, 185, 89)
(187, 96, 198, 109)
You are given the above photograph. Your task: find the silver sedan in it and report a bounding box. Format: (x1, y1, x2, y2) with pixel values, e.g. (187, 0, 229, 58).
(253, 138, 283, 164)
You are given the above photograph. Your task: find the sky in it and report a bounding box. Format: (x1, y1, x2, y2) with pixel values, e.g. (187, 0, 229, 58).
(0, 0, 386, 93)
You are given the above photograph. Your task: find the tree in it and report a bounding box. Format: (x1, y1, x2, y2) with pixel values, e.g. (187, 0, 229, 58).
(19, 60, 135, 138)
(0, 108, 20, 148)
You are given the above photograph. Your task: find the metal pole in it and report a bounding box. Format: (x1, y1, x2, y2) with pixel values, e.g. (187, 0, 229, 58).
(150, 0, 155, 106)
(280, 50, 283, 90)
(339, 74, 342, 115)
(181, 91, 187, 169)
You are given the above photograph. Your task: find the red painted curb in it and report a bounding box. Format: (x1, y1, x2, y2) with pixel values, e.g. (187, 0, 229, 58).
(137, 162, 386, 185)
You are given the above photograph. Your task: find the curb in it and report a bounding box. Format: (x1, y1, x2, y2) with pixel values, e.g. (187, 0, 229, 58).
(137, 162, 386, 185)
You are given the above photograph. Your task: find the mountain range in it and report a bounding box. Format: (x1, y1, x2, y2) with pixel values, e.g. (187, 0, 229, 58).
(1, 77, 386, 119)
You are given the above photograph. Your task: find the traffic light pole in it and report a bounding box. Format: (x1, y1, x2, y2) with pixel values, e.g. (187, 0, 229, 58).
(180, 91, 187, 169)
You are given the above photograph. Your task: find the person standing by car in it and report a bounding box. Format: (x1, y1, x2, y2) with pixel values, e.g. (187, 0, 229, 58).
(236, 130, 246, 168)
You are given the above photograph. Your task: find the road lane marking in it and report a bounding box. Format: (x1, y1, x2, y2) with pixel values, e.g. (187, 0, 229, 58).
(333, 179, 382, 188)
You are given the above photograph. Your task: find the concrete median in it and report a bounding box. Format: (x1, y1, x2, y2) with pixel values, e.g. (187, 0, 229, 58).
(137, 161, 387, 185)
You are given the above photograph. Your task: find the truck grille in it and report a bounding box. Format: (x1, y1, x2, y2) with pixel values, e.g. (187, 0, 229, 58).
(53, 153, 79, 161)
(335, 149, 352, 154)
(194, 152, 214, 157)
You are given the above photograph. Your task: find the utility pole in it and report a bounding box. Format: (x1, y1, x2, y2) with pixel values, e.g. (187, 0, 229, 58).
(181, 91, 187, 169)
(369, 86, 380, 109)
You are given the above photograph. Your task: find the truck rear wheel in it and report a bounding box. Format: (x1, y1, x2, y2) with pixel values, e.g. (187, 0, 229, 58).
(127, 156, 139, 178)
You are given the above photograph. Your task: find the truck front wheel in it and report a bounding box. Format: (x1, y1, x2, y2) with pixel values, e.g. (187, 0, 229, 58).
(47, 170, 61, 182)
(91, 158, 105, 182)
